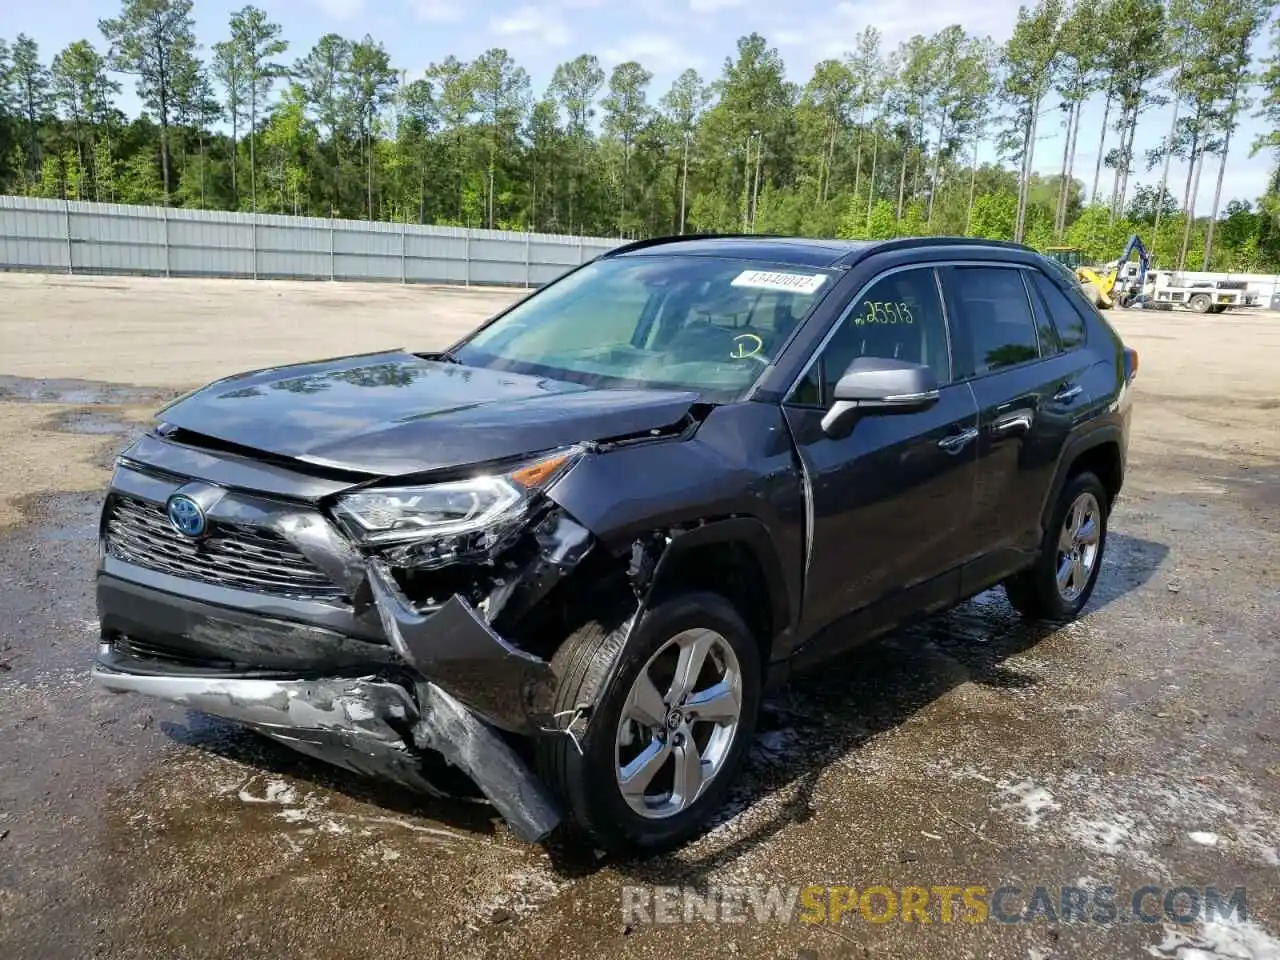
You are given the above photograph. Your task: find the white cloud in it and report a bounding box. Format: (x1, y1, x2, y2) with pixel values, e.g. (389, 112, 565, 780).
(491, 5, 573, 47)
(410, 0, 464, 22)
(602, 34, 706, 74)
(315, 0, 365, 20)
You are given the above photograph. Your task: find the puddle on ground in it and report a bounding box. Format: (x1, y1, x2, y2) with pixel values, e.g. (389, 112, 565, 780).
(56, 410, 134, 435)
(0, 373, 176, 406)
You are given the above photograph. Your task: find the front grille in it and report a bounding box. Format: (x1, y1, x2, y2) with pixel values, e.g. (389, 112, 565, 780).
(104, 495, 345, 601)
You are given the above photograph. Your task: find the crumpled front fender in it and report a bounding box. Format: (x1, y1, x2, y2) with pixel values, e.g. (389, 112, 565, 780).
(367, 562, 557, 735)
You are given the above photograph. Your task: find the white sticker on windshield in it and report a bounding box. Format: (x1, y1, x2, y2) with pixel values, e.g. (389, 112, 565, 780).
(731, 269, 827, 295)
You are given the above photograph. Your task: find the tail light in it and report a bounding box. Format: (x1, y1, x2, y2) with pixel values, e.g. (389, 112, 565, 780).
(1123, 346, 1139, 382)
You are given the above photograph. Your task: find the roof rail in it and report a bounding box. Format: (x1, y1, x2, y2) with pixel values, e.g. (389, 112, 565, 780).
(600, 232, 788, 257)
(836, 235, 1037, 265)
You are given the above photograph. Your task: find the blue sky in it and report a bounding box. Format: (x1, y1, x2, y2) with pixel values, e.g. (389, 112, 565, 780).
(8, 0, 1277, 214)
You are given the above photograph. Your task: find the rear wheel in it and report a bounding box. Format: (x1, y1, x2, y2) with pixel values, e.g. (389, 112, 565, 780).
(537, 591, 762, 853)
(1189, 293, 1212, 313)
(1004, 471, 1109, 622)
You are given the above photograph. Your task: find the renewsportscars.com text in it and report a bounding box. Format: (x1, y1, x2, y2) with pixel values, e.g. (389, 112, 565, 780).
(621, 884, 1248, 926)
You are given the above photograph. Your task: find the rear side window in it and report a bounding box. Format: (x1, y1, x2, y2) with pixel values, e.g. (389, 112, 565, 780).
(945, 267, 1041, 376)
(1028, 271, 1088, 348)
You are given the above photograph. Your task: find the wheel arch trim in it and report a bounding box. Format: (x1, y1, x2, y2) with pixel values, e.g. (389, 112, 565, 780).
(636, 516, 795, 660)
(1039, 424, 1125, 530)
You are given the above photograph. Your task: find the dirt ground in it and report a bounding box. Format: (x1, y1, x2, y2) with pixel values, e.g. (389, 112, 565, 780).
(0, 273, 1278, 960)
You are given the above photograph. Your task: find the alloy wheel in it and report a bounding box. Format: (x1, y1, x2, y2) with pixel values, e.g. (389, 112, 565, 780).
(614, 628, 743, 820)
(1056, 491, 1102, 602)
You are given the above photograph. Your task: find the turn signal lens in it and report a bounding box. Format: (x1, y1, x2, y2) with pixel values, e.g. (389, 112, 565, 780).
(1123, 346, 1139, 382)
(509, 449, 578, 489)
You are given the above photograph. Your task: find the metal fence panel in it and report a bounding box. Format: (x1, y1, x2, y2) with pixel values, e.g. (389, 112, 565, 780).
(0, 196, 69, 270)
(0, 195, 622, 288)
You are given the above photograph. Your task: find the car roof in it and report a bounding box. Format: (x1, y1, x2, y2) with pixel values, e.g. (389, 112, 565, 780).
(603, 234, 1039, 269)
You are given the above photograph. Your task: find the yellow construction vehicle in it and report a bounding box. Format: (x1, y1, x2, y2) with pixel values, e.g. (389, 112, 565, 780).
(1045, 237, 1150, 309)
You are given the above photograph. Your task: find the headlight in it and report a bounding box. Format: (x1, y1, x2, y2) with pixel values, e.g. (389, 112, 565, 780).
(332, 447, 580, 547)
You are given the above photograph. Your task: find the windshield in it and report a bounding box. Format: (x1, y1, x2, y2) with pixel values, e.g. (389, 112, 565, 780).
(453, 255, 835, 401)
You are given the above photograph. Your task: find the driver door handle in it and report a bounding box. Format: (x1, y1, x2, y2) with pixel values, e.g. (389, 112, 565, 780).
(938, 427, 978, 454)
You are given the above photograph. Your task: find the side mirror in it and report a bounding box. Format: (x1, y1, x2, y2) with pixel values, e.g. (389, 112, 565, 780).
(820, 356, 940, 437)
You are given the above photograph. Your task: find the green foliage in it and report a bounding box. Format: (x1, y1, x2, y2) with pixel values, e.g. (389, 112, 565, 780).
(118, 148, 163, 203)
(968, 191, 1018, 239)
(98, 0, 198, 197)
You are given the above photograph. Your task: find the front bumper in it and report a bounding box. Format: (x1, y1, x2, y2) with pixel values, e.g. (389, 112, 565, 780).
(91, 439, 591, 843)
(91, 661, 562, 842)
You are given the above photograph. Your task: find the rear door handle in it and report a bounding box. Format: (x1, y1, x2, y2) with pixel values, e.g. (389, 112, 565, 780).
(1054, 383, 1083, 403)
(937, 427, 979, 453)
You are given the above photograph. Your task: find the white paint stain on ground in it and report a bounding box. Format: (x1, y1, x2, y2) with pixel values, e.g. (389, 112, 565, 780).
(1148, 919, 1280, 959)
(1070, 813, 1144, 858)
(226, 773, 473, 854)
(238, 778, 299, 805)
(1094, 772, 1277, 873)
(999, 779, 1061, 829)
(1188, 831, 1220, 846)
(469, 864, 569, 925)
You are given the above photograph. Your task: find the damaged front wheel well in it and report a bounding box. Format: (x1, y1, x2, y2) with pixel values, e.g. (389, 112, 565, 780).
(646, 541, 776, 665)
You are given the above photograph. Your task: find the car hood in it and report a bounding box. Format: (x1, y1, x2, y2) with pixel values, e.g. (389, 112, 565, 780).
(156, 350, 699, 476)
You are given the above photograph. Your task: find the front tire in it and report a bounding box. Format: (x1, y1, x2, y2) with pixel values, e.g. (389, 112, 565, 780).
(537, 591, 762, 854)
(1004, 471, 1109, 622)
(1189, 293, 1212, 313)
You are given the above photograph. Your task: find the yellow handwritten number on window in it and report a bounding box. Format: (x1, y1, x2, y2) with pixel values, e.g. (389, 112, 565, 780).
(730, 332, 764, 359)
(854, 301, 915, 325)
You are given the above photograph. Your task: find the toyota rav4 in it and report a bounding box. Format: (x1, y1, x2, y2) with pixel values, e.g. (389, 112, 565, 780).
(92, 235, 1137, 853)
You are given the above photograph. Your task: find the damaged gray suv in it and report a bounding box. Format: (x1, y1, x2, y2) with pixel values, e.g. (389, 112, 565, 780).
(93, 235, 1136, 852)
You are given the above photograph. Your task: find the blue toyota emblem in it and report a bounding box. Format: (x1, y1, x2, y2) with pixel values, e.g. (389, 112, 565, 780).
(166, 494, 207, 538)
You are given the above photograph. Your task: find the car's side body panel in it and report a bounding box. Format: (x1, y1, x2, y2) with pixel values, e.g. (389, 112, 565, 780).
(933, 263, 1103, 589)
(545, 401, 807, 650)
(752, 242, 1131, 664)
(781, 386, 979, 664)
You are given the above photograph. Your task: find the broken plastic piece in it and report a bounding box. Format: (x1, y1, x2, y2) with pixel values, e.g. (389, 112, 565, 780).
(90, 666, 445, 795)
(367, 561, 557, 734)
(412, 681, 562, 843)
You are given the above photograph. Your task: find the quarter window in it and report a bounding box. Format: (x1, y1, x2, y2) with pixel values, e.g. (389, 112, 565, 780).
(947, 267, 1041, 375)
(790, 267, 950, 406)
(1024, 273, 1062, 356)
(1029, 270, 1088, 348)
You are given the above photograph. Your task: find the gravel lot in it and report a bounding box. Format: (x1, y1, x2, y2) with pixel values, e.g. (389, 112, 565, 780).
(1, 273, 1278, 960)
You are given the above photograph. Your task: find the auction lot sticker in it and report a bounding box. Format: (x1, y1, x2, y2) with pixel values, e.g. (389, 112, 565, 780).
(732, 270, 828, 295)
